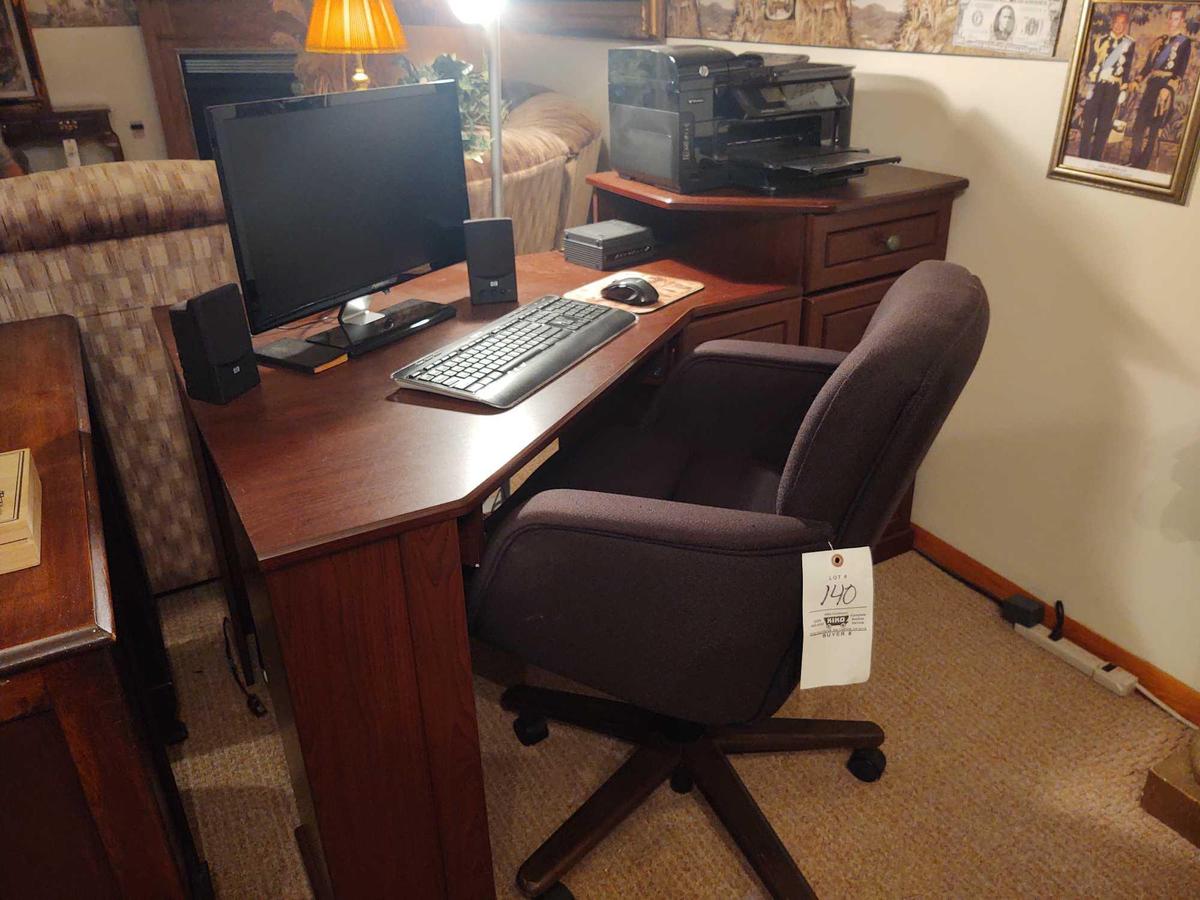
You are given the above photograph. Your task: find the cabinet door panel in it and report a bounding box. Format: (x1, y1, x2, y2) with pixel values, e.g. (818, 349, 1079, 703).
(678, 296, 802, 358)
(801, 277, 897, 351)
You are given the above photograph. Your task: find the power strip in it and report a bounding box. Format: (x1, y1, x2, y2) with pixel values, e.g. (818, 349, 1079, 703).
(1015, 624, 1138, 696)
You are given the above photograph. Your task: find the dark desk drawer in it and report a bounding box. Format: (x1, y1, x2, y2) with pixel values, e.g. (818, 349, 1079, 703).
(805, 197, 953, 292)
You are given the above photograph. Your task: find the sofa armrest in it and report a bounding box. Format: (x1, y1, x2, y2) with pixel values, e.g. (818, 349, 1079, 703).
(469, 489, 831, 724)
(0, 160, 225, 255)
(646, 340, 847, 467)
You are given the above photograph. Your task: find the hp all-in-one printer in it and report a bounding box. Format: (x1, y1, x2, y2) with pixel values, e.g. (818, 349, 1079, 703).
(609, 45, 899, 194)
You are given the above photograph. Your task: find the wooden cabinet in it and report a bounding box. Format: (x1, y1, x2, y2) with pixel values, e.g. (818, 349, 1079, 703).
(0, 317, 206, 898)
(589, 166, 969, 560)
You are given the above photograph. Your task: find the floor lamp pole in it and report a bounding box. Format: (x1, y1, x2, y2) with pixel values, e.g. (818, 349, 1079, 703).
(486, 18, 503, 217)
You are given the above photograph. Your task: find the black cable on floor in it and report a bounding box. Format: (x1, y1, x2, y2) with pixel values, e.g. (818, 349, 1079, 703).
(912, 548, 1003, 605)
(222, 617, 268, 718)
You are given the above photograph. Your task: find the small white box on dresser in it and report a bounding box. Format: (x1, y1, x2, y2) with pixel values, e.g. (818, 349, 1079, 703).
(0, 448, 42, 575)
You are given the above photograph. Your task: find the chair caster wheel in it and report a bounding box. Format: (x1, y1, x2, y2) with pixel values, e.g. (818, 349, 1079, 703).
(670, 765, 694, 794)
(513, 714, 549, 747)
(847, 747, 886, 782)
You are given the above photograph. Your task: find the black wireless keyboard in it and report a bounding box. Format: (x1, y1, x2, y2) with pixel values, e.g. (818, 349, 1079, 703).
(391, 295, 636, 408)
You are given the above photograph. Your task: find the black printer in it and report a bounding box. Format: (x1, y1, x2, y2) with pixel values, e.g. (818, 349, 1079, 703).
(609, 45, 899, 195)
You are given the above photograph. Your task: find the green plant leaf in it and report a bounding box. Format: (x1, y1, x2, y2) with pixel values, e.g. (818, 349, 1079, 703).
(397, 52, 507, 156)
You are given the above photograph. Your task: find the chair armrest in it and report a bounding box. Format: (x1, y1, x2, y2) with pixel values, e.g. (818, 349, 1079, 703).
(646, 340, 847, 466)
(469, 489, 832, 725)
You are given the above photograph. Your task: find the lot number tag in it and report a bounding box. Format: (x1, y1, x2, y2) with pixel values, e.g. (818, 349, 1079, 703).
(799, 547, 874, 690)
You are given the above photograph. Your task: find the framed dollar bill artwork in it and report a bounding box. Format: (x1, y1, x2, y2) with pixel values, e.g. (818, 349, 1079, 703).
(1049, 0, 1200, 203)
(954, 0, 1067, 56)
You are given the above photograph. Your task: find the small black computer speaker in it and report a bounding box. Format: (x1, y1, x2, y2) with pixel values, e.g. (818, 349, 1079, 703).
(169, 283, 260, 405)
(464, 217, 517, 305)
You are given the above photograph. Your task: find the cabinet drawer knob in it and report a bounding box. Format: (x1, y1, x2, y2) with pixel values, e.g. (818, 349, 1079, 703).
(884, 233, 902, 252)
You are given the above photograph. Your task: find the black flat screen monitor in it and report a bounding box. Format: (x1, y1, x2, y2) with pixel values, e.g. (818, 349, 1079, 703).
(207, 82, 470, 333)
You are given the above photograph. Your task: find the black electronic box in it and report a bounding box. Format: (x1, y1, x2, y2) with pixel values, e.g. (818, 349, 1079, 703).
(562, 220, 657, 271)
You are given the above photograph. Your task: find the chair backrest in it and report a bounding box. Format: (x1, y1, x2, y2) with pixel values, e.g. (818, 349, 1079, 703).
(776, 260, 989, 546)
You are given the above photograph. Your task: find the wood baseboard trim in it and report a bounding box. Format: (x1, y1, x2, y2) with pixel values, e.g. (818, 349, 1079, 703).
(911, 525, 1200, 727)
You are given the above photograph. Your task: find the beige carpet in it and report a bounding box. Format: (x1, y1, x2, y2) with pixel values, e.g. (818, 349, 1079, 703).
(162, 553, 1200, 898)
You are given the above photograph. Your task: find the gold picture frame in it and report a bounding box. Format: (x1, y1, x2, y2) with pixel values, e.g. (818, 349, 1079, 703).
(1049, 0, 1200, 204)
(1, 0, 49, 109)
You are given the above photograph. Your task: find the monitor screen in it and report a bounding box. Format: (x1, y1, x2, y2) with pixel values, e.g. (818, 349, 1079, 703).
(208, 82, 470, 333)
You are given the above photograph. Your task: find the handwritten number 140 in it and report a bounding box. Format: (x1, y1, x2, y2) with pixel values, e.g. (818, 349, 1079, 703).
(821, 583, 856, 606)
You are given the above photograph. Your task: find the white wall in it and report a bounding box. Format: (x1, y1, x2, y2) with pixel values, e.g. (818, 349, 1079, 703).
(503, 31, 1200, 691)
(33, 26, 167, 161)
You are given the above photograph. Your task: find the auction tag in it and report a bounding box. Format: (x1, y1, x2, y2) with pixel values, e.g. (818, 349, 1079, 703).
(798, 547, 874, 689)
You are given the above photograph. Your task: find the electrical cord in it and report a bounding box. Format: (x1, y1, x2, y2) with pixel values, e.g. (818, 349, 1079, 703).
(1136, 685, 1198, 730)
(222, 617, 268, 719)
(913, 548, 1002, 604)
(916, 551, 1197, 729)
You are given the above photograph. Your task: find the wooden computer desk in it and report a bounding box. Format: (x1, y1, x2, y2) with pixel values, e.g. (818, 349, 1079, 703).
(156, 166, 967, 898)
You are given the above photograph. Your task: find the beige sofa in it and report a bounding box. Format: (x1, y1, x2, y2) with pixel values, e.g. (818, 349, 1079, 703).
(0, 91, 600, 593)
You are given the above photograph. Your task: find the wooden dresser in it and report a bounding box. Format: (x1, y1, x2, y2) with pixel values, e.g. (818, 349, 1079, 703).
(0, 105, 124, 172)
(0, 317, 206, 897)
(589, 165, 969, 558)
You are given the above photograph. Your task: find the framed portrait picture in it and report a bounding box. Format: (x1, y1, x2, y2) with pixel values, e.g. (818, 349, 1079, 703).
(1050, 1, 1200, 203)
(0, 0, 47, 108)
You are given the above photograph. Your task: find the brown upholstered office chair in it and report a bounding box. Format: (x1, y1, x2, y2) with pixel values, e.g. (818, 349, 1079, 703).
(469, 261, 989, 898)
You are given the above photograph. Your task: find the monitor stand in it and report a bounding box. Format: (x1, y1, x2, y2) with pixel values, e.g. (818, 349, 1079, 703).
(306, 296, 456, 358)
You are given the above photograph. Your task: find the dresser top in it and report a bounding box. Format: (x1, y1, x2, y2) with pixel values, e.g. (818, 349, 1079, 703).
(0, 316, 112, 676)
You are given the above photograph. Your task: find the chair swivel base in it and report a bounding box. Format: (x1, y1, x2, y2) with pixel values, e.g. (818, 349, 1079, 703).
(501, 684, 886, 899)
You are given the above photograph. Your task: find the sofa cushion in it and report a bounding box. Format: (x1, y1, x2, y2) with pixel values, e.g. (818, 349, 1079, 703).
(506, 91, 602, 156)
(462, 91, 602, 184)
(0, 160, 225, 255)
(463, 124, 573, 183)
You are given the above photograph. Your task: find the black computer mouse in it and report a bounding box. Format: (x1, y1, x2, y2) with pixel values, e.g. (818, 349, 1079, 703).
(601, 277, 659, 307)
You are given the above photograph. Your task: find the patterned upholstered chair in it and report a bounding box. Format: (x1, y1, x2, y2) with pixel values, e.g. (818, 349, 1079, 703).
(0, 91, 600, 593)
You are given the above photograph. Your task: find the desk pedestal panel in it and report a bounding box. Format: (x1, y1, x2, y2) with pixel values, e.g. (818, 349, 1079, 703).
(233, 514, 494, 899)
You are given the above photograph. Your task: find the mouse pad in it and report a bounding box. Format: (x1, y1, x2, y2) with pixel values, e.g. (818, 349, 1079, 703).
(563, 270, 704, 315)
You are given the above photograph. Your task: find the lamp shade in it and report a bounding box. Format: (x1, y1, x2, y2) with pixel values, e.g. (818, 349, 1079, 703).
(306, 0, 408, 54)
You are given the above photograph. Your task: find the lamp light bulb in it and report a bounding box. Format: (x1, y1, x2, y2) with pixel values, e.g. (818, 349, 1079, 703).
(449, 0, 506, 25)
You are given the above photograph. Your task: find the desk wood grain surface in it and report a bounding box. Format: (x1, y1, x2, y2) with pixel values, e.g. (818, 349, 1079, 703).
(0, 316, 112, 675)
(155, 253, 794, 570)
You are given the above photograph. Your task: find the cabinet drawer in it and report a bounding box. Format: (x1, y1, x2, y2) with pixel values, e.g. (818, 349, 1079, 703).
(802, 277, 896, 352)
(805, 197, 952, 292)
(677, 296, 802, 358)
(826, 213, 938, 267)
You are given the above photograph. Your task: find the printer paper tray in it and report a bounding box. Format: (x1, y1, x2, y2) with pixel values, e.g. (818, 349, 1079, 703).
(725, 147, 900, 177)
